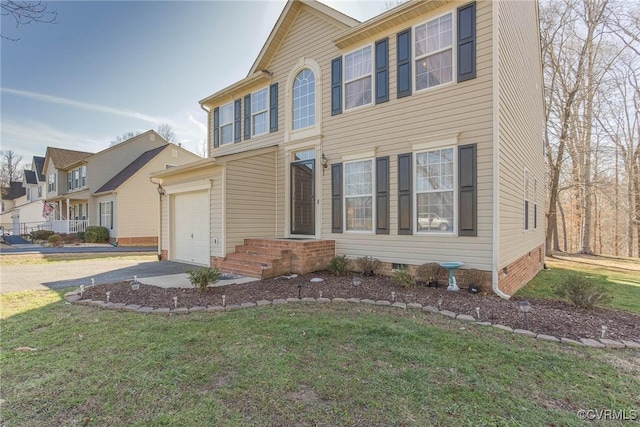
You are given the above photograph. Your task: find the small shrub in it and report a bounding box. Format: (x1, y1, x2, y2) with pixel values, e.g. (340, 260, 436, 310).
(553, 273, 612, 308)
(465, 269, 486, 286)
(392, 266, 416, 288)
(47, 234, 63, 247)
(327, 254, 350, 276)
(416, 262, 444, 282)
(59, 233, 78, 244)
(188, 268, 221, 292)
(31, 230, 54, 241)
(355, 256, 380, 276)
(85, 226, 109, 242)
(84, 231, 98, 243)
(76, 231, 85, 242)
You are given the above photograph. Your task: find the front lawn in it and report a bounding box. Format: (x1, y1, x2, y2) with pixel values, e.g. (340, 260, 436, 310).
(1, 289, 638, 426)
(515, 254, 640, 314)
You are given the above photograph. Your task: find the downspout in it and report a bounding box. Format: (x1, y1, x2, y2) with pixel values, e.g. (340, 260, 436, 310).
(492, 0, 510, 299)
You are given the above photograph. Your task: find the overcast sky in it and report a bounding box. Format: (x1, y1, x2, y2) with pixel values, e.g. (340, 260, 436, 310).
(1, 0, 388, 167)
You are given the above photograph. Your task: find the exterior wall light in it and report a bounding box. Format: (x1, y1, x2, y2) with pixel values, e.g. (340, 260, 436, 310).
(320, 153, 328, 175)
(157, 185, 166, 196)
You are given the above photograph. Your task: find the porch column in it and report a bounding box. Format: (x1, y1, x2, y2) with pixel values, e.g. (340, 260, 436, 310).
(66, 199, 70, 233)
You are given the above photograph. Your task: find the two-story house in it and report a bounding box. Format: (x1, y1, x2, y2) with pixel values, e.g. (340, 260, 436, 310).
(43, 130, 201, 246)
(0, 156, 48, 235)
(151, 0, 545, 296)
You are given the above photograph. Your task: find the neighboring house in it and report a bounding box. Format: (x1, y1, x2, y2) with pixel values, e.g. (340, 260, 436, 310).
(151, 0, 545, 296)
(0, 156, 48, 235)
(0, 182, 27, 235)
(43, 130, 201, 246)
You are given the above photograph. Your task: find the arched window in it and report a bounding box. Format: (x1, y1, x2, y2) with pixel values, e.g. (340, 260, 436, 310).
(292, 69, 315, 130)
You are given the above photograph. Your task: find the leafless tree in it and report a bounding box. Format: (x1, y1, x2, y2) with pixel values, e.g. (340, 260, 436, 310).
(110, 131, 141, 147)
(0, 150, 24, 187)
(1, 1, 57, 40)
(157, 123, 178, 144)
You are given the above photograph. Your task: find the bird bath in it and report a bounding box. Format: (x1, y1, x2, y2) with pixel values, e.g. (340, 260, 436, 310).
(439, 262, 464, 291)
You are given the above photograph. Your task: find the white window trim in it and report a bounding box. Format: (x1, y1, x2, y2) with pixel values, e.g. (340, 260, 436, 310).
(343, 44, 374, 111)
(99, 200, 114, 230)
(412, 7, 457, 94)
(523, 167, 530, 232)
(343, 157, 375, 233)
(413, 145, 457, 235)
(251, 87, 269, 137)
(284, 58, 323, 143)
(48, 173, 56, 193)
(219, 102, 235, 145)
(292, 69, 316, 131)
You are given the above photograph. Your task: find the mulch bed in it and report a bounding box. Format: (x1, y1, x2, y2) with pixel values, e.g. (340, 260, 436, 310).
(81, 271, 640, 342)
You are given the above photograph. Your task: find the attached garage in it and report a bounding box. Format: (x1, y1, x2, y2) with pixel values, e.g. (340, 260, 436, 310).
(171, 190, 210, 265)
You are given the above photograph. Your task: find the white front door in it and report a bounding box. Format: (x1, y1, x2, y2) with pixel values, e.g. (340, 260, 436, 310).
(172, 191, 210, 265)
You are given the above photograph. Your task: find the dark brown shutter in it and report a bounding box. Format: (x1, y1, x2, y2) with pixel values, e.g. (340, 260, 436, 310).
(213, 107, 219, 148)
(234, 99, 241, 143)
(398, 153, 412, 234)
(244, 94, 251, 140)
(458, 144, 477, 236)
(396, 28, 412, 98)
(269, 83, 278, 132)
(376, 156, 389, 234)
(331, 57, 342, 116)
(375, 38, 389, 104)
(457, 2, 476, 82)
(331, 163, 343, 233)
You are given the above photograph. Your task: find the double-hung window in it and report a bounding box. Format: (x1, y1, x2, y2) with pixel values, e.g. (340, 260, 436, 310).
(344, 46, 372, 110)
(48, 173, 56, 193)
(252, 87, 269, 136)
(80, 166, 86, 187)
(99, 201, 113, 230)
(219, 102, 234, 145)
(415, 148, 455, 233)
(415, 13, 453, 90)
(344, 159, 373, 231)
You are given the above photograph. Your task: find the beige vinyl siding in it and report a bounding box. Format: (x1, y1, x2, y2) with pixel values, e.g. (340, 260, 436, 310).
(496, 0, 545, 268)
(318, 1, 495, 269)
(224, 151, 278, 253)
(115, 148, 200, 241)
(210, 168, 224, 257)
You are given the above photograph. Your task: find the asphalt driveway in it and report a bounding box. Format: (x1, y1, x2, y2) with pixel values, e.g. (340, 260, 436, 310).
(0, 257, 195, 294)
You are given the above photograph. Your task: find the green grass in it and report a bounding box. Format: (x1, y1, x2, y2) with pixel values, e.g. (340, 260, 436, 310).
(515, 255, 640, 314)
(2, 289, 639, 426)
(0, 253, 155, 266)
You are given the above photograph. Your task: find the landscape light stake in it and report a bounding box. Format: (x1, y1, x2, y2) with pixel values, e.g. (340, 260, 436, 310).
(391, 292, 396, 302)
(173, 296, 178, 309)
(475, 307, 480, 320)
(91, 278, 95, 286)
(437, 296, 443, 310)
(298, 284, 302, 299)
(601, 325, 607, 339)
(80, 285, 85, 297)
(222, 295, 226, 307)
(518, 301, 531, 330)
(319, 291, 323, 298)
(106, 291, 111, 304)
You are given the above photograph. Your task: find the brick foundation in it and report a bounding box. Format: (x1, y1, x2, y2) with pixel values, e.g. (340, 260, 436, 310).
(497, 244, 545, 295)
(161, 250, 168, 261)
(117, 236, 158, 247)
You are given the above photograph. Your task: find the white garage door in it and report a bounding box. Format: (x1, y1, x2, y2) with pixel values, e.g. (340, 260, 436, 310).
(172, 191, 210, 265)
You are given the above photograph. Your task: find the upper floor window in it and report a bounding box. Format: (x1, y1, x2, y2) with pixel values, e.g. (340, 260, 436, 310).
(415, 147, 455, 233)
(344, 46, 372, 110)
(48, 173, 56, 193)
(415, 13, 453, 90)
(292, 69, 315, 130)
(219, 102, 234, 145)
(252, 87, 269, 136)
(67, 165, 87, 191)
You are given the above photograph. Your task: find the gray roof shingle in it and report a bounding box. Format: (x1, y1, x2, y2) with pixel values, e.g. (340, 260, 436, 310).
(94, 145, 166, 194)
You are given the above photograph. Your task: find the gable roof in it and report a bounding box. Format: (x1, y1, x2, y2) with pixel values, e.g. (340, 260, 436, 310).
(46, 147, 93, 169)
(93, 145, 166, 194)
(33, 156, 45, 181)
(248, 0, 360, 76)
(23, 170, 38, 185)
(1, 182, 26, 200)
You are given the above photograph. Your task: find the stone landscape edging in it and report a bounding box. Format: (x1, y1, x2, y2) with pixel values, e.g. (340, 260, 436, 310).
(64, 290, 640, 350)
